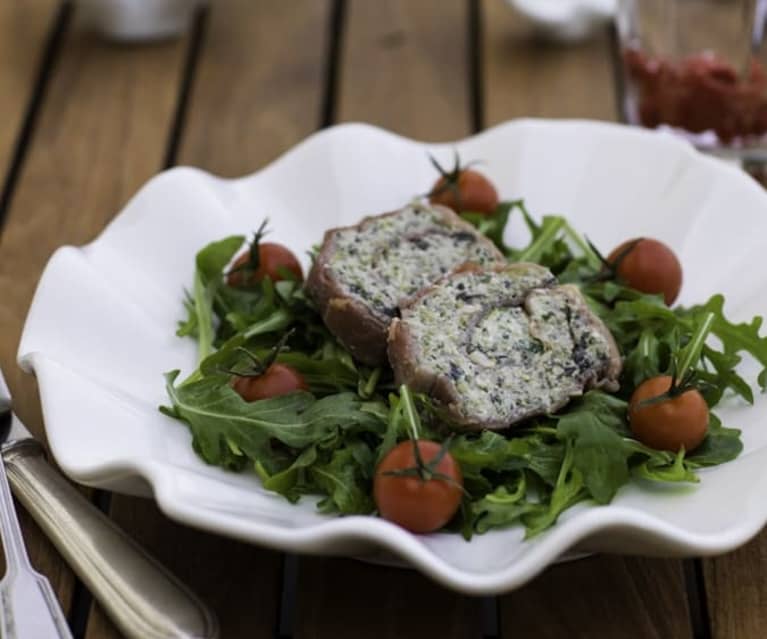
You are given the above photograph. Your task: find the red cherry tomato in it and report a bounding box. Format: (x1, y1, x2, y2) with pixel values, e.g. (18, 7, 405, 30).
(429, 169, 499, 215)
(232, 364, 308, 401)
(374, 440, 463, 534)
(608, 238, 683, 305)
(227, 242, 303, 288)
(628, 375, 709, 452)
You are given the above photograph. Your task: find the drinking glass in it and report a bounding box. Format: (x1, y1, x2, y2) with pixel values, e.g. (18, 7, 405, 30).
(615, 0, 767, 160)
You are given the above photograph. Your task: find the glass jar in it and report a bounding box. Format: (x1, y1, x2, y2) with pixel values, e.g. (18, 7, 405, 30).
(616, 0, 767, 159)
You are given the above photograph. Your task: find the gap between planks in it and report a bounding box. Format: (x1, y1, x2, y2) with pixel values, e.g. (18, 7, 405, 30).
(0, 1, 70, 238)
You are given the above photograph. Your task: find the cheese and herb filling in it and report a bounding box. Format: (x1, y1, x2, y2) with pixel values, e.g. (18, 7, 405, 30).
(392, 264, 621, 428)
(326, 203, 503, 317)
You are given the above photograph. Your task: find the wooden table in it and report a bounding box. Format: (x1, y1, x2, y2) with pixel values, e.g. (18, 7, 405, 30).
(0, 2, 762, 637)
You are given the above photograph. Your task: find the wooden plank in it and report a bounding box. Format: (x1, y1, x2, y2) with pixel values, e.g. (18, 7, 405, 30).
(0, 0, 60, 185)
(177, 0, 332, 175)
(501, 555, 692, 638)
(296, 3, 482, 638)
(704, 536, 767, 639)
(296, 558, 482, 639)
(337, 0, 472, 139)
(482, 0, 617, 124)
(83, 499, 283, 639)
(85, 1, 333, 637)
(481, 1, 695, 636)
(0, 5, 187, 624)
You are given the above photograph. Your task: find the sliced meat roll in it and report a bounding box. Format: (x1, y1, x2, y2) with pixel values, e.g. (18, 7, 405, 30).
(305, 203, 504, 365)
(388, 263, 622, 430)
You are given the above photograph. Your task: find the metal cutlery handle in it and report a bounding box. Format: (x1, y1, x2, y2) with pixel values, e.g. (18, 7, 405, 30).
(0, 445, 72, 638)
(0, 569, 73, 638)
(2, 440, 219, 639)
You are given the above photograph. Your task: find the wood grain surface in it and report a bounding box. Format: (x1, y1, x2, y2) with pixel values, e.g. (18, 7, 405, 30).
(0, 0, 60, 185)
(501, 555, 693, 639)
(295, 558, 483, 639)
(177, 0, 333, 176)
(337, 0, 472, 139)
(0, 4, 188, 621)
(482, 0, 617, 125)
(84, 2, 333, 637)
(704, 537, 767, 639)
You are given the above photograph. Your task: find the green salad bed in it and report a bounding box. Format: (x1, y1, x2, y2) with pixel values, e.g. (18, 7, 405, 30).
(162, 185, 767, 539)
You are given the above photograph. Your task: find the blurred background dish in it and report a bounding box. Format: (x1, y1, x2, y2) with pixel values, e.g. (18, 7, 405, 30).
(76, 0, 202, 41)
(508, 0, 616, 43)
(616, 0, 767, 161)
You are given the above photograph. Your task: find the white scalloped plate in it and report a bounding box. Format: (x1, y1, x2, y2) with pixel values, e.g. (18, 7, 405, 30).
(18, 120, 767, 594)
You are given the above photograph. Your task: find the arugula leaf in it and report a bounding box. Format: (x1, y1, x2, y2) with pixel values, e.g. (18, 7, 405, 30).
(163, 370, 387, 465)
(622, 328, 664, 389)
(524, 435, 567, 487)
(469, 475, 536, 535)
(260, 445, 318, 502)
(176, 290, 199, 338)
(686, 413, 743, 467)
(450, 430, 528, 473)
(311, 442, 374, 514)
(204, 342, 363, 395)
(180, 236, 245, 362)
(460, 200, 518, 250)
(275, 351, 360, 394)
(196, 236, 245, 281)
(378, 392, 407, 463)
(690, 295, 767, 391)
(358, 367, 383, 399)
(587, 285, 764, 408)
(700, 346, 753, 405)
(555, 391, 631, 504)
(449, 429, 567, 508)
(633, 447, 698, 483)
(523, 440, 588, 537)
(513, 216, 567, 264)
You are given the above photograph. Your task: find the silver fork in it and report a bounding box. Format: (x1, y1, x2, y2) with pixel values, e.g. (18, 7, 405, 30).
(0, 397, 72, 638)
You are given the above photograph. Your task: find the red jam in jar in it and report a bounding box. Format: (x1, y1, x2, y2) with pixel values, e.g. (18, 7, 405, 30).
(624, 48, 767, 144)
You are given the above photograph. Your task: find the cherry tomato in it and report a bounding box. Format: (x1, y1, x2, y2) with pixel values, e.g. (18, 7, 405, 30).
(227, 242, 303, 288)
(429, 169, 499, 215)
(232, 364, 308, 401)
(607, 238, 682, 305)
(628, 375, 709, 452)
(374, 440, 463, 534)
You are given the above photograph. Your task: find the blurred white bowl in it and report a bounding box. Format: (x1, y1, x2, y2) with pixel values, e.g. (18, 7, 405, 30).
(508, 0, 616, 43)
(76, 0, 203, 42)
